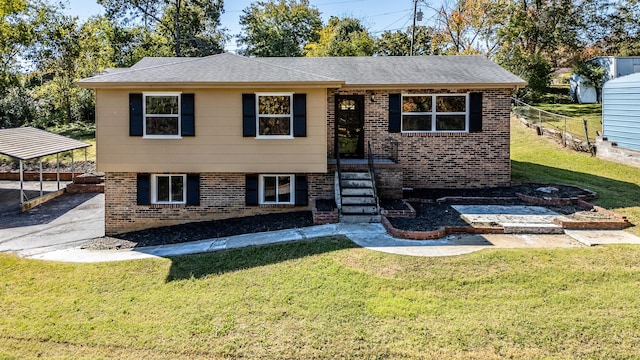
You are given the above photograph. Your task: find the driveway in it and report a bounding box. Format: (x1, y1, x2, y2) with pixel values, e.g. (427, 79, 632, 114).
(0, 181, 104, 256)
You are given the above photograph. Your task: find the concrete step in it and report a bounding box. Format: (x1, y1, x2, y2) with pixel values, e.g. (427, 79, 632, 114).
(341, 196, 377, 205)
(342, 187, 375, 196)
(502, 223, 565, 234)
(342, 179, 373, 188)
(342, 205, 378, 215)
(341, 214, 382, 223)
(341, 172, 371, 180)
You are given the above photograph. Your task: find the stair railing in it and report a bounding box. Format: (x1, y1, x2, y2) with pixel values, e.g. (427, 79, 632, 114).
(335, 129, 343, 196)
(367, 141, 380, 215)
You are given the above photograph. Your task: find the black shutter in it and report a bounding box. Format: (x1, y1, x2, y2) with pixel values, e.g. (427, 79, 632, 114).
(295, 175, 308, 206)
(242, 94, 256, 137)
(186, 174, 200, 205)
(130, 93, 143, 136)
(388, 93, 401, 133)
(245, 174, 259, 206)
(469, 92, 483, 133)
(137, 173, 150, 205)
(293, 94, 307, 137)
(181, 93, 195, 136)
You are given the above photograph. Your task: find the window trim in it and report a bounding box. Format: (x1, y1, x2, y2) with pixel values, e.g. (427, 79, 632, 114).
(143, 92, 183, 139)
(151, 174, 187, 204)
(255, 92, 294, 139)
(401, 93, 469, 133)
(258, 174, 295, 205)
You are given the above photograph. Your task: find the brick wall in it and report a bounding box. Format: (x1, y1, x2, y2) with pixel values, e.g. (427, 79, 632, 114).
(327, 88, 512, 189)
(105, 172, 335, 235)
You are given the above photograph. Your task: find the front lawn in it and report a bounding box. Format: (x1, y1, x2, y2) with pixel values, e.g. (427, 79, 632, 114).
(2, 238, 640, 358)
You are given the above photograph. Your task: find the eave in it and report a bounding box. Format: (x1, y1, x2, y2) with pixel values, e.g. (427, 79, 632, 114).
(75, 80, 346, 89)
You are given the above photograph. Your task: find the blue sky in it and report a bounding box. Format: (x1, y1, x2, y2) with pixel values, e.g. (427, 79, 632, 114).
(63, 0, 441, 53)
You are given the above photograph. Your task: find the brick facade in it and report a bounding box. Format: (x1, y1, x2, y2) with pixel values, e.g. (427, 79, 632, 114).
(328, 88, 512, 189)
(105, 87, 512, 234)
(104, 172, 334, 235)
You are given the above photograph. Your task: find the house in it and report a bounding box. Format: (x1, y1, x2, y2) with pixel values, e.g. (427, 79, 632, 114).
(77, 53, 526, 235)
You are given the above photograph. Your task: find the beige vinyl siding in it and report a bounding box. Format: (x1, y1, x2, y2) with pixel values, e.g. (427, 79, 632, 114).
(95, 88, 327, 173)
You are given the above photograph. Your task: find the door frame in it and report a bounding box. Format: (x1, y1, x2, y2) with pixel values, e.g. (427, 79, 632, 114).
(335, 95, 365, 159)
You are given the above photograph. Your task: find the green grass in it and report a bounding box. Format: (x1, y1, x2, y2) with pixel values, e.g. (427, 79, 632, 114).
(511, 118, 640, 235)
(2, 237, 640, 359)
(514, 102, 602, 141)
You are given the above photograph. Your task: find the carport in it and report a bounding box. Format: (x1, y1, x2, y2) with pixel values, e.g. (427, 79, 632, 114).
(0, 127, 91, 210)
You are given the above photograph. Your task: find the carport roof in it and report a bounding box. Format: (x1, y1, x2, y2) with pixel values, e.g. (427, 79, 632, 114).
(0, 127, 91, 160)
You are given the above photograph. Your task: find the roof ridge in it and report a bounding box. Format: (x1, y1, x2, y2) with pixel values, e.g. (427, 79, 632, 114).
(245, 56, 342, 81)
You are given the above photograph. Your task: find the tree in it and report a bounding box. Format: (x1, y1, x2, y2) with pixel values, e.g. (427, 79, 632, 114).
(572, 61, 606, 102)
(29, 15, 115, 124)
(374, 26, 434, 56)
(237, 0, 322, 57)
(304, 16, 374, 57)
(431, 0, 503, 56)
(0, 0, 50, 92)
(97, 0, 227, 57)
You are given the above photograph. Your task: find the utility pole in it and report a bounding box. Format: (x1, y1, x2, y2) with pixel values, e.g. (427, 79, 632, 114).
(410, 0, 418, 56)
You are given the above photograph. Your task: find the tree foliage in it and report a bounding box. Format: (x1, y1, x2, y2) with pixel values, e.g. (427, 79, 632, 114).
(97, 0, 227, 57)
(304, 16, 374, 57)
(374, 26, 434, 56)
(237, 0, 322, 57)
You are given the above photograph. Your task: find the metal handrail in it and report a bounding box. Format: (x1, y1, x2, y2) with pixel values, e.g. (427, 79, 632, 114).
(367, 141, 380, 214)
(335, 129, 343, 196)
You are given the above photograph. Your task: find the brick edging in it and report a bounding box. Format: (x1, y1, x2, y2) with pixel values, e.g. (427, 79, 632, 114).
(381, 215, 503, 240)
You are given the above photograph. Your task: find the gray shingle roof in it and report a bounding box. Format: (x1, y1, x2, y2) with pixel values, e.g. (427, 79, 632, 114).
(78, 53, 341, 85)
(260, 56, 526, 87)
(0, 127, 91, 160)
(77, 52, 526, 88)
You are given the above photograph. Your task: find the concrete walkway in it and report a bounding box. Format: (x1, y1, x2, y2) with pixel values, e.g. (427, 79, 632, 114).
(27, 223, 640, 263)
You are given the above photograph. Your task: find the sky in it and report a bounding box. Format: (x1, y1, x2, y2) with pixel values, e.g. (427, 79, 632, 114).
(62, 0, 443, 53)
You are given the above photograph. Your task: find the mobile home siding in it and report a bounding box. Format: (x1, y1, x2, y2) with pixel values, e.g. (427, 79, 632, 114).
(602, 73, 640, 152)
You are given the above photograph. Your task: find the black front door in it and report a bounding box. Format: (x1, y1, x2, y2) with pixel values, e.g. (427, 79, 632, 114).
(336, 95, 365, 158)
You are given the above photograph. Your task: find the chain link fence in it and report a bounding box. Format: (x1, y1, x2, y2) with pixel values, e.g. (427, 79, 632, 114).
(511, 98, 595, 153)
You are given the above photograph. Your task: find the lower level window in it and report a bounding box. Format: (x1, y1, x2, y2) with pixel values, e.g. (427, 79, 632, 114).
(259, 174, 293, 204)
(152, 174, 186, 204)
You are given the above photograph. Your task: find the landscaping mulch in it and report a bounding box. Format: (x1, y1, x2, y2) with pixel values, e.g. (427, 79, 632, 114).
(84, 211, 313, 250)
(404, 183, 591, 200)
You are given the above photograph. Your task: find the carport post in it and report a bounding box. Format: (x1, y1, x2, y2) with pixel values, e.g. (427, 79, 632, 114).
(39, 160, 43, 197)
(19, 159, 23, 205)
(71, 150, 74, 181)
(56, 153, 60, 190)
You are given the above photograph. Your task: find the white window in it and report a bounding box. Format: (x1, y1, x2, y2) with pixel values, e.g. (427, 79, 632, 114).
(144, 93, 181, 138)
(151, 174, 186, 204)
(401, 94, 468, 132)
(256, 93, 293, 138)
(259, 174, 294, 204)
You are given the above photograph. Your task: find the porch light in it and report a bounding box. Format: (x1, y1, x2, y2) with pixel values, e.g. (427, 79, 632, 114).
(370, 93, 376, 102)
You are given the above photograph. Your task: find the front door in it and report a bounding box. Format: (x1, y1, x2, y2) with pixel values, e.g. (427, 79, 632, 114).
(336, 95, 365, 158)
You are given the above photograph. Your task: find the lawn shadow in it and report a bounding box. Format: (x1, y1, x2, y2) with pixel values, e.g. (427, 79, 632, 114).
(165, 236, 359, 282)
(511, 160, 640, 209)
